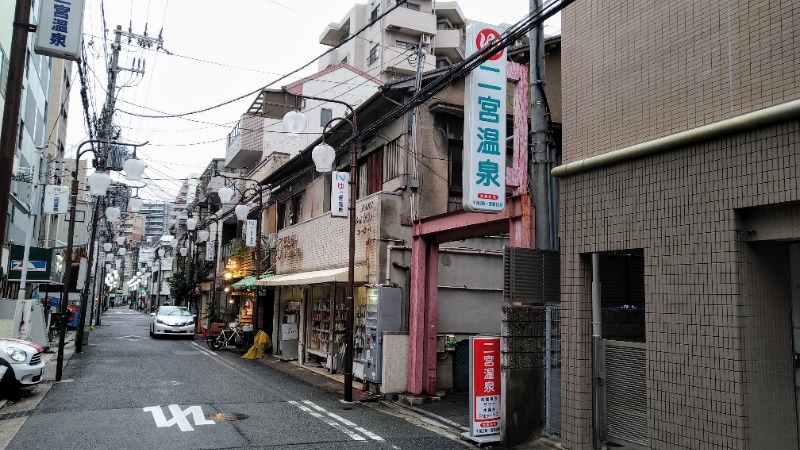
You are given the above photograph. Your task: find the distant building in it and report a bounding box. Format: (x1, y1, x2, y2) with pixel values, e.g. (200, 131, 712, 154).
(140, 202, 170, 241)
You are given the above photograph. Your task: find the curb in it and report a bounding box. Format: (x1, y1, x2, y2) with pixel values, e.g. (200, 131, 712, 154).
(257, 356, 378, 402)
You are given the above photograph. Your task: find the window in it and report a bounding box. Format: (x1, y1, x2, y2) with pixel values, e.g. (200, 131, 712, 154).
(383, 138, 403, 182)
(370, 5, 379, 22)
(448, 139, 463, 193)
(277, 202, 286, 231)
(398, 1, 420, 10)
(320, 108, 332, 127)
(436, 57, 452, 69)
(368, 45, 379, 65)
(437, 19, 453, 30)
(278, 193, 303, 229)
(357, 150, 383, 198)
(290, 194, 302, 225)
(0, 48, 8, 98)
(396, 40, 415, 50)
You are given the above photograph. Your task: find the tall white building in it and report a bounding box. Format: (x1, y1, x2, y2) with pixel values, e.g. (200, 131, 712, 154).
(318, 0, 467, 81)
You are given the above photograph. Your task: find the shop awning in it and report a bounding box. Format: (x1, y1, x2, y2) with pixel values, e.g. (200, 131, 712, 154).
(253, 266, 366, 287)
(231, 274, 273, 291)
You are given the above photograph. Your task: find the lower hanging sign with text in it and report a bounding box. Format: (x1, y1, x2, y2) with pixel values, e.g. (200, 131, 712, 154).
(469, 335, 501, 438)
(331, 171, 349, 217)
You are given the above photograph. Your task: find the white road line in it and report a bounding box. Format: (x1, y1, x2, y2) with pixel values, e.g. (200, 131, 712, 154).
(301, 400, 385, 441)
(289, 401, 366, 441)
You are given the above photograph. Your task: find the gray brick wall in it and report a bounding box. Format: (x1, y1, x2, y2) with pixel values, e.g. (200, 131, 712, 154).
(562, 0, 800, 161)
(558, 121, 800, 449)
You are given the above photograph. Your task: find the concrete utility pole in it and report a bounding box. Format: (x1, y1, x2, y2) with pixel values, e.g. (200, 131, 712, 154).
(408, 34, 427, 222)
(529, 0, 554, 251)
(0, 0, 33, 246)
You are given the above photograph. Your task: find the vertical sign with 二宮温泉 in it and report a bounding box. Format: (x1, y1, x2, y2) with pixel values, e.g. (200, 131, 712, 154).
(463, 23, 507, 213)
(468, 336, 501, 438)
(34, 0, 86, 62)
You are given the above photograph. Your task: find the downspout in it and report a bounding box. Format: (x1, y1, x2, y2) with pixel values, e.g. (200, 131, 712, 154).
(552, 98, 800, 178)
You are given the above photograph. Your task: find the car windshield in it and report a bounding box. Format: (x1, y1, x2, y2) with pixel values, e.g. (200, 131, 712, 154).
(158, 307, 191, 317)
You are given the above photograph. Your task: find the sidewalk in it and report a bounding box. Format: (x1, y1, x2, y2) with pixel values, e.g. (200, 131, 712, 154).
(256, 355, 378, 402)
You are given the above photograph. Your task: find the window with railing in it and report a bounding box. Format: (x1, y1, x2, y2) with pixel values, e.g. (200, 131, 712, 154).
(396, 40, 415, 50)
(383, 138, 403, 182)
(398, 1, 420, 10)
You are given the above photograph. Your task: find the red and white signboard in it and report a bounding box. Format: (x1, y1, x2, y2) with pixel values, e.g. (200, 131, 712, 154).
(468, 336, 501, 438)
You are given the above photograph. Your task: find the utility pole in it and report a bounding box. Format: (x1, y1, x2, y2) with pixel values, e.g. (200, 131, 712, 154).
(530, 0, 554, 251)
(408, 34, 427, 222)
(0, 0, 33, 245)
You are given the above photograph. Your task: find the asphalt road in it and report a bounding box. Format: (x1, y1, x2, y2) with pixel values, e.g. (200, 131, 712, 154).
(2, 309, 470, 449)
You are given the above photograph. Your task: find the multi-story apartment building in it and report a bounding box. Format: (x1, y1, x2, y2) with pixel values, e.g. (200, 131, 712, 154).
(557, 1, 800, 449)
(318, 0, 467, 81)
(140, 202, 170, 242)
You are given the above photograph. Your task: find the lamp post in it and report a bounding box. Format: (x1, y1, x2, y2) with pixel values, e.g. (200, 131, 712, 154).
(215, 173, 267, 278)
(283, 95, 358, 402)
(56, 139, 147, 381)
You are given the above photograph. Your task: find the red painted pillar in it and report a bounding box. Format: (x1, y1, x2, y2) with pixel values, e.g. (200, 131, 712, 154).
(408, 233, 427, 394)
(424, 242, 439, 394)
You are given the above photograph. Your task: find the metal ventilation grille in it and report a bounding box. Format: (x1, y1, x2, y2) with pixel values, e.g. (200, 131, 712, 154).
(604, 340, 648, 449)
(503, 247, 560, 303)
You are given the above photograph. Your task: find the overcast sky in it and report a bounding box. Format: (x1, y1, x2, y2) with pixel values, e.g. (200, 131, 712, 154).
(66, 0, 560, 202)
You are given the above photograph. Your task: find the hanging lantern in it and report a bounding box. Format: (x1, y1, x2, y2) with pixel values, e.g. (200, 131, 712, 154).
(105, 206, 121, 223)
(122, 158, 146, 181)
(218, 186, 235, 204)
(282, 109, 308, 135)
(106, 253, 115, 261)
(115, 236, 125, 245)
(170, 238, 178, 248)
(87, 171, 112, 196)
(235, 204, 250, 221)
(179, 247, 188, 257)
(186, 217, 198, 231)
(103, 242, 112, 252)
(312, 143, 336, 172)
(196, 230, 210, 243)
(128, 196, 143, 213)
(157, 248, 165, 258)
(118, 248, 126, 256)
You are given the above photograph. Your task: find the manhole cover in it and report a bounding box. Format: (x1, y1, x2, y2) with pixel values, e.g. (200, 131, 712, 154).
(206, 413, 248, 422)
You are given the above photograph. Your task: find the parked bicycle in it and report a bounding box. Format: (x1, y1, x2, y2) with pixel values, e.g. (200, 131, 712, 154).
(207, 324, 253, 353)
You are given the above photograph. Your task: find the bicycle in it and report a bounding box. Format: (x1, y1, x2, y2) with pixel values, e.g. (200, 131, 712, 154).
(207, 325, 253, 353)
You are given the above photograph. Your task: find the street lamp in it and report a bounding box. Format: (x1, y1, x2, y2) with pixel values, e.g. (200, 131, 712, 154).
(281, 93, 358, 402)
(57, 138, 148, 381)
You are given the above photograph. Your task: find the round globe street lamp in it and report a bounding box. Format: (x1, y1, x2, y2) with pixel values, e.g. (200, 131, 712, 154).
(115, 236, 126, 246)
(105, 206, 122, 223)
(217, 186, 235, 204)
(280, 91, 359, 402)
(122, 157, 147, 181)
(186, 217, 198, 231)
(128, 196, 144, 213)
(234, 204, 250, 222)
(103, 242, 112, 252)
(56, 138, 149, 377)
(196, 229, 210, 243)
(282, 109, 308, 136)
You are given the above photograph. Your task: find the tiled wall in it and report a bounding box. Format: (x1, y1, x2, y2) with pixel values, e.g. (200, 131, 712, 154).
(561, 0, 800, 161)
(558, 120, 800, 449)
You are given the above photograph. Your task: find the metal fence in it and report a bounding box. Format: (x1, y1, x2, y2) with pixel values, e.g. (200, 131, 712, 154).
(544, 302, 562, 437)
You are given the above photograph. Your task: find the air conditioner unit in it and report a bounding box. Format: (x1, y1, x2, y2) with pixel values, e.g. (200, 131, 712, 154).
(421, 34, 431, 46)
(266, 233, 278, 249)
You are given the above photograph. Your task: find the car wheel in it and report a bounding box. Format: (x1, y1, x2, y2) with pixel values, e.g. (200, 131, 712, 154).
(149, 326, 153, 337)
(0, 361, 20, 394)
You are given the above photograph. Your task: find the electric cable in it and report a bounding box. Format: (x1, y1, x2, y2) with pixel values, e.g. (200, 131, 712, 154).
(117, 0, 411, 119)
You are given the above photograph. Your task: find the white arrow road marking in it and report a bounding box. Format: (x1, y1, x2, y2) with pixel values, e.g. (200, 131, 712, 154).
(302, 400, 385, 441)
(143, 405, 216, 432)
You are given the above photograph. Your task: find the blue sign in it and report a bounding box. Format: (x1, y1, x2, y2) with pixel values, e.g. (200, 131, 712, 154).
(10, 260, 48, 272)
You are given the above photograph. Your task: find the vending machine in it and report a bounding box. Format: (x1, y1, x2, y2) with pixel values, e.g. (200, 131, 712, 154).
(363, 286, 402, 383)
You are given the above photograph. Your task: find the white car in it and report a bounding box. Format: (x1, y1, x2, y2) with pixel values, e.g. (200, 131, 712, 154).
(150, 306, 196, 339)
(0, 338, 45, 391)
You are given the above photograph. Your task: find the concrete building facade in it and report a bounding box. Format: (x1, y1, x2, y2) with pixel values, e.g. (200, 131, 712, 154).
(557, 1, 800, 449)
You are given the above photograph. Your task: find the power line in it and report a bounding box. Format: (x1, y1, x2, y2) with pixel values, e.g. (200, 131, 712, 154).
(117, 0, 411, 119)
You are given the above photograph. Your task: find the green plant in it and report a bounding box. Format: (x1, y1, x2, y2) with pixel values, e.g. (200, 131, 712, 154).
(229, 237, 247, 259)
(203, 297, 236, 324)
(169, 252, 209, 314)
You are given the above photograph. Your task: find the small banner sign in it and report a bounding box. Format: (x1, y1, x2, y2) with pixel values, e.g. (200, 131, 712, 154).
(331, 171, 349, 217)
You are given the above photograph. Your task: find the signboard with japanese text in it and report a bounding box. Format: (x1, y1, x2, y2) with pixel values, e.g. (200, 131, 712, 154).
(245, 220, 257, 247)
(43, 185, 70, 214)
(34, 0, 86, 61)
(463, 23, 507, 213)
(331, 171, 349, 217)
(205, 241, 215, 262)
(468, 336, 501, 438)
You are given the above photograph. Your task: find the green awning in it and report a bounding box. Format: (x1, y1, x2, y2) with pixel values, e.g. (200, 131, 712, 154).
(231, 274, 273, 291)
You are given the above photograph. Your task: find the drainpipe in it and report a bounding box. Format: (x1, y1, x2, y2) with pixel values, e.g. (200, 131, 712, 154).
(592, 253, 603, 449)
(552, 98, 800, 178)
